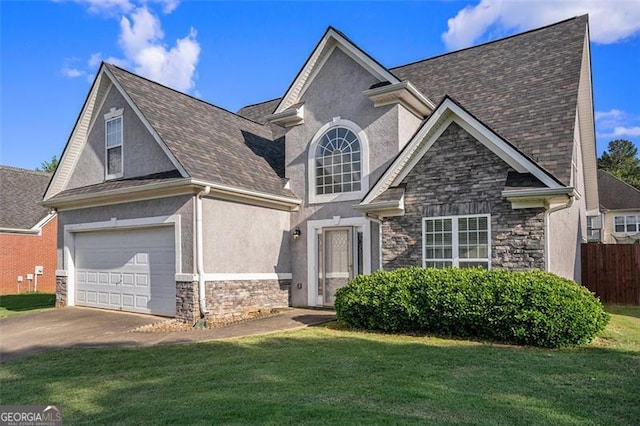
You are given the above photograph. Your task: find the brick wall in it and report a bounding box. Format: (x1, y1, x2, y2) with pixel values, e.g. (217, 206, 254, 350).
(383, 122, 545, 271)
(0, 216, 57, 295)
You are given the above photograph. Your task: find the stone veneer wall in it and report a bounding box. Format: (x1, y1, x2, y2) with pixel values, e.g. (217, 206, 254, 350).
(383, 122, 546, 271)
(176, 281, 199, 323)
(204, 280, 291, 321)
(55, 274, 67, 308)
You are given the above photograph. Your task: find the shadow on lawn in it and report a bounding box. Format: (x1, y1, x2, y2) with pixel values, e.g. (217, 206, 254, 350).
(606, 304, 640, 319)
(2, 332, 639, 425)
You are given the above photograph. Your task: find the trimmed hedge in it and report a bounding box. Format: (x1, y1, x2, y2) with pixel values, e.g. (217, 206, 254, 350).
(334, 267, 609, 348)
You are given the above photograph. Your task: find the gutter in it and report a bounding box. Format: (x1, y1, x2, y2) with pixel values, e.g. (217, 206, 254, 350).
(195, 186, 211, 316)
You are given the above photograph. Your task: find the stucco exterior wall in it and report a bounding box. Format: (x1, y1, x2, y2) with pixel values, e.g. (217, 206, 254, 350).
(0, 216, 57, 295)
(66, 86, 176, 191)
(547, 114, 588, 282)
(283, 48, 418, 306)
(382, 122, 546, 272)
(56, 195, 194, 273)
(202, 198, 290, 274)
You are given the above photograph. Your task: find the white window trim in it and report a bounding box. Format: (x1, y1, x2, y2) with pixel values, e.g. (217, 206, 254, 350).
(61, 215, 182, 307)
(104, 107, 124, 180)
(422, 214, 491, 269)
(613, 214, 640, 235)
(308, 118, 369, 204)
(306, 216, 371, 306)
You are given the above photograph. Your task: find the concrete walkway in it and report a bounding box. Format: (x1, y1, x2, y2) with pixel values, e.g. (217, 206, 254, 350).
(0, 307, 336, 362)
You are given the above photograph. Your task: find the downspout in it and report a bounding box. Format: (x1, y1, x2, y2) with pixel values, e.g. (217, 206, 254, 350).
(365, 213, 384, 271)
(196, 186, 211, 316)
(544, 195, 575, 273)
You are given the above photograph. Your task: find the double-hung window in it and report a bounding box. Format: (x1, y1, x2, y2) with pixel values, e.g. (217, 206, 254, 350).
(105, 108, 124, 179)
(423, 214, 491, 269)
(614, 215, 640, 234)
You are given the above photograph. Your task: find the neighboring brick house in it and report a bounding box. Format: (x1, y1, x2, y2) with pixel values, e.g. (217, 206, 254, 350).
(1, 166, 57, 294)
(588, 169, 640, 243)
(43, 16, 598, 322)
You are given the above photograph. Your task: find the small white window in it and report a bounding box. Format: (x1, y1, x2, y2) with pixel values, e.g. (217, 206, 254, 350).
(104, 108, 124, 179)
(614, 215, 640, 234)
(423, 214, 491, 269)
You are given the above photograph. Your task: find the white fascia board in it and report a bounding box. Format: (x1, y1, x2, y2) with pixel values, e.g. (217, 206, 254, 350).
(44, 73, 105, 201)
(190, 179, 302, 210)
(361, 98, 562, 205)
(102, 67, 189, 178)
(266, 104, 304, 127)
(275, 28, 399, 114)
(43, 179, 194, 210)
(363, 81, 436, 116)
(501, 187, 574, 199)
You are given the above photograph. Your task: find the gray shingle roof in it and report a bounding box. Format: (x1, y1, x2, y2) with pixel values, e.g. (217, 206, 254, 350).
(0, 166, 52, 229)
(106, 64, 294, 199)
(598, 169, 640, 211)
(239, 16, 587, 187)
(47, 171, 185, 201)
(237, 98, 280, 124)
(391, 16, 586, 185)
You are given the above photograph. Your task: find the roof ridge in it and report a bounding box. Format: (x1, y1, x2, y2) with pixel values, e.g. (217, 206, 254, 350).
(390, 14, 587, 71)
(0, 165, 52, 175)
(237, 97, 281, 111)
(104, 63, 271, 130)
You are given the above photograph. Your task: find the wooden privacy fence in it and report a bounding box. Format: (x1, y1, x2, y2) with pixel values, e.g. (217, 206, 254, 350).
(581, 243, 640, 305)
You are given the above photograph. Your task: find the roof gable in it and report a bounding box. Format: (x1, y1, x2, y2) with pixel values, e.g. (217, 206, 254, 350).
(0, 166, 52, 229)
(361, 97, 563, 206)
(391, 16, 588, 185)
(105, 64, 293, 199)
(274, 27, 400, 114)
(44, 65, 187, 201)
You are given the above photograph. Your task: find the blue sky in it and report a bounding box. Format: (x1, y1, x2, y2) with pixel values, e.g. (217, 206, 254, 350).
(1, 0, 639, 170)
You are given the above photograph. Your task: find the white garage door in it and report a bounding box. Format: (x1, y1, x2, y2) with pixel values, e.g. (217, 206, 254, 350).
(75, 227, 176, 316)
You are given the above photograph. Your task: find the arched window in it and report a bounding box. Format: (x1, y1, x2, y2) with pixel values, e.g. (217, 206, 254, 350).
(314, 127, 361, 195)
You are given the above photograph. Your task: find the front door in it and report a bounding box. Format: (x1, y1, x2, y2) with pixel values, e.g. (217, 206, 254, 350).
(317, 227, 363, 306)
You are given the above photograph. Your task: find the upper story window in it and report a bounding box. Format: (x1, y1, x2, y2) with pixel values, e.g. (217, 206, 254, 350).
(614, 215, 640, 234)
(423, 214, 491, 269)
(308, 118, 369, 204)
(315, 127, 361, 195)
(104, 107, 124, 180)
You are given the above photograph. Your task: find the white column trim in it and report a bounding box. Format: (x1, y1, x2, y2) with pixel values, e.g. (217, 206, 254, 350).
(306, 216, 371, 307)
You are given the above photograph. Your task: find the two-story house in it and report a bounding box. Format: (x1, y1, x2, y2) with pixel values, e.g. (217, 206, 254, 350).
(43, 15, 598, 322)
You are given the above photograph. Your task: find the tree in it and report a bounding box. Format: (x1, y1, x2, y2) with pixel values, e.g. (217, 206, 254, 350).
(598, 139, 640, 190)
(37, 155, 58, 173)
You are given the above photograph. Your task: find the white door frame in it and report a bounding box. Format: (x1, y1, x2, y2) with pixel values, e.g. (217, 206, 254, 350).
(306, 216, 370, 306)
(63, 215, 181, 307)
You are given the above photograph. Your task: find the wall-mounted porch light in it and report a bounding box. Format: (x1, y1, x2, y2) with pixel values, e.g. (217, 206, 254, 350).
(292, 227, 302, 240)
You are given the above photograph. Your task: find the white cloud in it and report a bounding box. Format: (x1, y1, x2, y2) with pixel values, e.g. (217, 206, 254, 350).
(443, 0, 640, 50)
(60, 2, 200, 93)
(118, 6, 200, 92)
(88, 52, 103, 68)
(64, 0, 133, 16)
(611, 127, 640, 137)
(596, 109, 640, 139)
(61, 67, 85, 78)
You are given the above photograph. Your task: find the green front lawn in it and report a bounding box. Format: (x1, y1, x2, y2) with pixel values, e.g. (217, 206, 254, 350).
(0, 293, 55, 318)
(1, 306, 638, 425)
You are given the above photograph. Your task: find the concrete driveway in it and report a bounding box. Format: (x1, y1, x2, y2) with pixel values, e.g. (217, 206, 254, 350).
(0, 307, 336, 362)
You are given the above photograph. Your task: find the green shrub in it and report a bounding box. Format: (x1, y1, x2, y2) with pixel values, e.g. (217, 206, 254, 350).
(334, 267, 609, 348)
